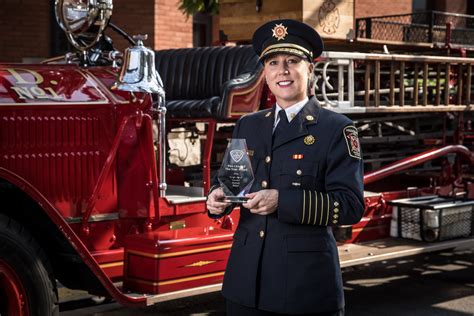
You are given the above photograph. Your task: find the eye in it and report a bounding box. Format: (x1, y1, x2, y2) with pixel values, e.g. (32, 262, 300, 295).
(267, 59, 277, 66)
(287, 58, 300, 64)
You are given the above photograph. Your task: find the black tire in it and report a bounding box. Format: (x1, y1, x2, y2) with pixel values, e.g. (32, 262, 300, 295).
(0, 214, 59, 315)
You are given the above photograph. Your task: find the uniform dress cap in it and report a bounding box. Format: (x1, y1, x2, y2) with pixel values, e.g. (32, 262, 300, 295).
(252, 19, 324, 62)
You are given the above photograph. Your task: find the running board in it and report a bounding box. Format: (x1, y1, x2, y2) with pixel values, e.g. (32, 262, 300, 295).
(124, 283, 223, 306)
(118, 237, 474, 305)
(338, 237, 474, 267)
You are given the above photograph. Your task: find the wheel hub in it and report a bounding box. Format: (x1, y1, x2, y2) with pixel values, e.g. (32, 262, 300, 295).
(0, 259, 29, 315)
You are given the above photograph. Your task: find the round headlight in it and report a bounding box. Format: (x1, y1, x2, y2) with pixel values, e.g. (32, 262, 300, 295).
(55, 0, 113, 51)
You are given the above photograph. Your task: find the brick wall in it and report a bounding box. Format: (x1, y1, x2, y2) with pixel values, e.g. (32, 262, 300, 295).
(0, 1, 51, 62)
(442, 0, 467, 14)
(108, 0, 156, 52)
(0, 0, 193, 63)
(355, 0, 413, 18)
(109, 0, 192, 51)
(155, 0, 193, 49)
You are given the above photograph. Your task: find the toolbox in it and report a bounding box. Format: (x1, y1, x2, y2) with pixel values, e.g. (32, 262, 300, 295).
(388, 195, 474, 242)
(123, 227, 234, 294)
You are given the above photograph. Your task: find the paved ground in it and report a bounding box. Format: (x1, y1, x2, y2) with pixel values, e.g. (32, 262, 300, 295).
(61, 249, 474, 315)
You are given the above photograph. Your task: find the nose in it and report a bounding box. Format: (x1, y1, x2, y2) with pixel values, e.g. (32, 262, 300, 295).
(278, 62, 290, 75)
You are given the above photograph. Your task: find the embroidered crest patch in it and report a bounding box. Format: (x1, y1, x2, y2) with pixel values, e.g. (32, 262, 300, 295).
(343, 126, 361, 159)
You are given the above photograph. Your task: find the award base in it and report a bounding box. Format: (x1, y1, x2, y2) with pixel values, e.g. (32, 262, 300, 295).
(224, 196, 250, 204)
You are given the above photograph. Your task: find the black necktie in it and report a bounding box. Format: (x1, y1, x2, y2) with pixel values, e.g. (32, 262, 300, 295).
(273, 110, 289, 142)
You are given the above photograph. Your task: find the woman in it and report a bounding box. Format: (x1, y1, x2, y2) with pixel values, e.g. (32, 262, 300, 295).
(207, 19, 364, 316)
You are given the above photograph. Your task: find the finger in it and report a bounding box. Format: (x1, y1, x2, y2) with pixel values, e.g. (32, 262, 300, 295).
(250, 208, 268, 215)
(209, 209, 224, 215)
(243, 198, 258, 209)
(251, 205, 275, 215)
(242, 201, 251, 208)
(208, 194, 228, 204)
(208, 206, 223, 214)
(213, 190, 226, 199)
(245, 192, 257, 198)
(209, 200, 231, 209)
(209, 190, 224, 200)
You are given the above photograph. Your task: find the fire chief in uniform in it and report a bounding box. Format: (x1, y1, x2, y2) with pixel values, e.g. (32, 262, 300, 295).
(207, 19, 364, 315)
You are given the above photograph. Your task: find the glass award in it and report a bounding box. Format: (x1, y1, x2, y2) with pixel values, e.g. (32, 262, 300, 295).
(217, 139, 255, 203)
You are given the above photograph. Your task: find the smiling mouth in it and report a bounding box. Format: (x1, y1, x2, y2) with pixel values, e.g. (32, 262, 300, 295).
(277, 80, 293, 87)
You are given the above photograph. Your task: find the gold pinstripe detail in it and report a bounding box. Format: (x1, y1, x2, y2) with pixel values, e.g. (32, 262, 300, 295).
(307, 190, 312, 224)
(127, 244, 232, 259)
(127, 271, 225, 287)
(99, 262, 123, 269)
(325, 194, 330, 226)
(301, 190, 306, 224)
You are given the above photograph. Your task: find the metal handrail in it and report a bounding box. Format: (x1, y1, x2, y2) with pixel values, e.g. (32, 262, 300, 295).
(356, 11, 474, 47)
(364, 145, 474, 185)
(359, 10, 474, 21)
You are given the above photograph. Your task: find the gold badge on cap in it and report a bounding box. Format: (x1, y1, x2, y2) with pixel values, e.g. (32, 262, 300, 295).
(272, 23, 288, 41)
(304, 135, 315, 145)
(306, 115, 314, 121)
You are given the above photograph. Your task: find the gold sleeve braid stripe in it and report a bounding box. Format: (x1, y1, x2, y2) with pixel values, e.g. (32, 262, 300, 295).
(317, 191, 322, 225)
(301, 191, 306, 224)
(307, 190, 312, 224)
(325, 194, 330, 226)
(302, 191, 333, 226)
(319, 192, 324, 225)
(313, 191, 318, 225)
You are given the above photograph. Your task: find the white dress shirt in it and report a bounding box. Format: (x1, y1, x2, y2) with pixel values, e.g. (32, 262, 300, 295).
(273, 97, 309, 131)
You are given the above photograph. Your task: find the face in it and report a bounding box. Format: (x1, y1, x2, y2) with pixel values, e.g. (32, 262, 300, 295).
(263, 53, 313, 109)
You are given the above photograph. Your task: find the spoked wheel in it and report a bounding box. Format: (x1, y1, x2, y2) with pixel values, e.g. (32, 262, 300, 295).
(0, 214, 58, 315)
(0, 259, 29, 315)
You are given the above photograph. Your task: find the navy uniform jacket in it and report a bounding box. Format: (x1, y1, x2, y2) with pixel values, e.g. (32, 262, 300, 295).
(209, 96, 364, 314)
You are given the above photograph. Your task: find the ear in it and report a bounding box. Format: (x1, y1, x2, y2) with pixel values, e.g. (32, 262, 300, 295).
(308, 62, 314, 76)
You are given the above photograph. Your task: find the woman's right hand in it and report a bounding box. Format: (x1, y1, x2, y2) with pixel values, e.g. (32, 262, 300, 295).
(206, 187, 232, 215)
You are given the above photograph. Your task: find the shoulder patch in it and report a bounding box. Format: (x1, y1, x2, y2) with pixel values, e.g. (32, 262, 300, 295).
(343, 126, 361, 159)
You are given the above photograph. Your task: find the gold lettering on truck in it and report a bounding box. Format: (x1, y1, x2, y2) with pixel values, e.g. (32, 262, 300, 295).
(4, 68, 61, 100)
(6, 68, 44, 84)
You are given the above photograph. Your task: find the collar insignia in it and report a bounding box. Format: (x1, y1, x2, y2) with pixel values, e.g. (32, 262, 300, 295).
(265, 111, 272, 117)
(272, 23, 288, 41)
(304, 135, 316, 145)
(306, 115, 314, 121)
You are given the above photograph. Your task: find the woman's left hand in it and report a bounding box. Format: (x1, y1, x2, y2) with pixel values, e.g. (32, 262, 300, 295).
(242, 189, 278, 215)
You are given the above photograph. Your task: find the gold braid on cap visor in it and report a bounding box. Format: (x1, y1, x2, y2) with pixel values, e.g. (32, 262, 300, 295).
(260, 43, 313, 59)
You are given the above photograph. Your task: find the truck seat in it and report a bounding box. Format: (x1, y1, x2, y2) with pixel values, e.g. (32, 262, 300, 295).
(155, 45, 262, 119)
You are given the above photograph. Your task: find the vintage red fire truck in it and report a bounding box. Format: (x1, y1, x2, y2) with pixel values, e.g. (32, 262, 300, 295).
(1, 1, 473, 315)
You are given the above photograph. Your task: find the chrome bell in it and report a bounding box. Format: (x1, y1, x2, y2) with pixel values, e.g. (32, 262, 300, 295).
(113, 34, 165, 97)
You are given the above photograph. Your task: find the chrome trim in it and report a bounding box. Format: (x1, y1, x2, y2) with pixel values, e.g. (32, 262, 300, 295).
(65, 212, 119, 223)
